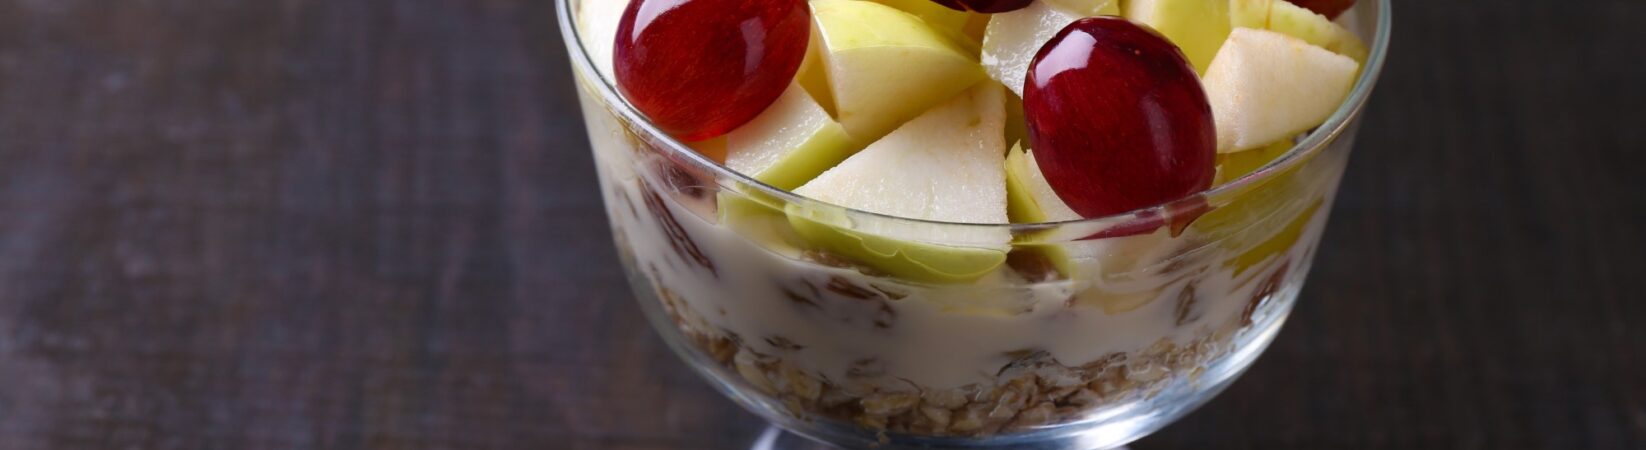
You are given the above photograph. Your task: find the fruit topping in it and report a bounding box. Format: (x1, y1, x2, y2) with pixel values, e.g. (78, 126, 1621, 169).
(1004, 144, 1081, 224)
(1023, 17, 1217, 219)
(930, 0, 1034, 14)
(614, 0, 812, 141)
(1122, 0, 1231, 74)
(1231, 0, 1368, 62)
(871, 0, 982, 52)
(1202, 28, 1358, 152)
(812, 0, 986, 143)
(725, 83, 859, 190)
(981, 0, 1093, 97)
(794, 25, 838, 117)
(1042, 0, 1122, 16)
(1213, 139, 1291, 185)
(794, 83, 1008, 229)
(575, 0, 630, 81)
(787, 83, 1011, 283)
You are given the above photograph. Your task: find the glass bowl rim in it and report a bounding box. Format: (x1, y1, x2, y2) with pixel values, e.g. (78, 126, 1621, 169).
(555, 0, 1392, 233)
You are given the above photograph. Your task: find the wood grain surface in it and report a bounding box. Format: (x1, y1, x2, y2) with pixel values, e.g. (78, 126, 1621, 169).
(0, 0, 1641, 449)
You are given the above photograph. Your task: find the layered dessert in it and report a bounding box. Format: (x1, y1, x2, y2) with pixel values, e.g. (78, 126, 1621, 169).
(572, 0, 1367, 439)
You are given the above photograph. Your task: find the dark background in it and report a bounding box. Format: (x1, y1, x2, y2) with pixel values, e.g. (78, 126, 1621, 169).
(0, 0, 1641, 449)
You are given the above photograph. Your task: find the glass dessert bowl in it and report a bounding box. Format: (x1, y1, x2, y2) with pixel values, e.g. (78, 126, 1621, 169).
(559, 0, 1389, 448)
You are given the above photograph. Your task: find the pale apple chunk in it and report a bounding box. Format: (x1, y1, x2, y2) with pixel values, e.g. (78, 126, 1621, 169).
(788, 83, 1011, 282)
(1204, 28, 1359, 153)
(813, 0, 986, 144)
(573, 0, 630, 82)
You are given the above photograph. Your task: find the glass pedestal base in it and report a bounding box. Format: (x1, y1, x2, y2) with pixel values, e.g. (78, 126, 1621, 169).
(748, 426, 1135, 450)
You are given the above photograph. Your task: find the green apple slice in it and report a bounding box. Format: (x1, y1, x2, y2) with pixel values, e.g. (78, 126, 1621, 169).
(1228, 0, 1267, 29)
(814, 0, 987, 143)
(787, 208, 1009, 283)
(724, 83, 858, 191)
(1194, 136, 1323, 275)
(981, 1, 1083, 97)
(1204, 28, 1359, 152)
(1230, 0, 1369, 62)
(872, 0, 972, 32)
(869, 0, 983, 52)
(1044, 0, 1121, 16)
(1004, 91, 1030, 151)
(1005, 144, 1081, 224)
(1227, 199, 1320, 275)
(1264, 0, 1369, 62)
(1001, 145, 1183, 312)
(1003, 143, 1080, 282)
(1123, 0, 1232, 74)
(788, 83, 1010, 283)
(1214, 139, 1292, 185)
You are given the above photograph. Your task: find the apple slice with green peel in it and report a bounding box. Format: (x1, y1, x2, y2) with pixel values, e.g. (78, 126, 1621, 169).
(813, 0, 987, 143)
(1204, 28, 1359, 153)
(872, 0, 972, 32)
(1196, 138, 1302, 247)
(1044, 0, 1121, 16)
(1004, 92, 1030, 156)
(1214, 139, 1293, 185)
(869, 0, 983, 52)
(787, 210, 1010, 283)
(1193, 137, 1323, 275)
(1003, 146, 1187, 313)
(1004, 143, 1081, 281)
(1227, 199, 1320, 274)
(1005, 144, 1081, 224)
(724, 83, 858, 191)
(718, 189, 807, 251)
(1265, 0, 1368, 62)
(1230, 0, 1369, 62)
(980, 1, 1085, 97)
(1228, 0, 1267, 29)
(788, 83, 1010, 283)
(1123, 0, 1232, 74)
(1003, 144, 1169, 288)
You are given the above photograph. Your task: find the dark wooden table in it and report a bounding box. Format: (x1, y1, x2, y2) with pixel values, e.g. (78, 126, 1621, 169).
(0, 0, 1641, 449)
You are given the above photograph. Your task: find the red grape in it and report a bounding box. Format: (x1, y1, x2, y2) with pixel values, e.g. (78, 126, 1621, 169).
(929, 0, 1032, 13)
(1023, 17, 1216, 219)
(614, 0, 811, 141)
(1286, 0, 1355, 20)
